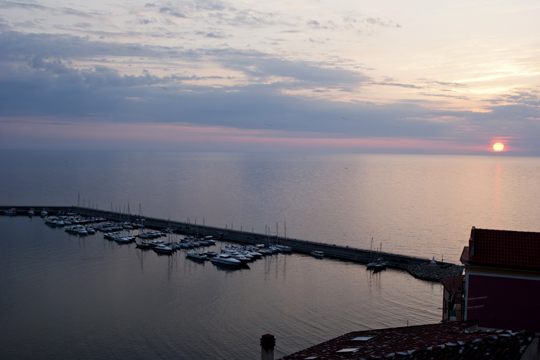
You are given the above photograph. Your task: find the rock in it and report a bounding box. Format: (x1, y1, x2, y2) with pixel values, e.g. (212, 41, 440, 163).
(407, 263, 464, 281)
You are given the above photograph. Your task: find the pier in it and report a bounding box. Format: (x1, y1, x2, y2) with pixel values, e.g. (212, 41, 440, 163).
(1, 205, 463, 277)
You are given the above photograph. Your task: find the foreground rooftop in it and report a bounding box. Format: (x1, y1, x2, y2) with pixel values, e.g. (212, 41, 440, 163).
(279, 321, 538, 359)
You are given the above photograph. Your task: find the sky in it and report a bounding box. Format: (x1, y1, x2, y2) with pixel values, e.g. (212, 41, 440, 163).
(1, 0, 539, 154)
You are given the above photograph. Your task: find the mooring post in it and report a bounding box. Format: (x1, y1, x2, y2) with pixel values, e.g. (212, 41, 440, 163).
(260, 334, 275, 360)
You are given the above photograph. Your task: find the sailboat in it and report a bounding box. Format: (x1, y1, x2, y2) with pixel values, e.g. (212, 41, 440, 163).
(367, 240, 386, 272)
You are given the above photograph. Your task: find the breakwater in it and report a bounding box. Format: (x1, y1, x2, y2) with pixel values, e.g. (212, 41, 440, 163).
(1, 205, 461, 278)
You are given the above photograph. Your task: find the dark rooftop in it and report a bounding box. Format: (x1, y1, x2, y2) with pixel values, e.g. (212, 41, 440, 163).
(464, 227, 540, 269)
(279, 321, 538, 360)
(440, 275, 464, 293)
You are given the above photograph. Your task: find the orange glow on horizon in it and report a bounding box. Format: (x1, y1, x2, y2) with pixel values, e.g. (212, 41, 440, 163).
(0, 117, 497, 153)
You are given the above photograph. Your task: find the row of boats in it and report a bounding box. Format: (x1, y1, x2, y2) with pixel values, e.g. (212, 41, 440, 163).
(30, 211, 335, 269)
(136, 236, 297, 268)
(3, 207, 48, 217)
(41, 215, 152, 238)
(185, 244, 293, 267)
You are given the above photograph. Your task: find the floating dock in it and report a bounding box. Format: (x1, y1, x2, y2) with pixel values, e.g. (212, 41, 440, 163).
(1, 205, 458, 273)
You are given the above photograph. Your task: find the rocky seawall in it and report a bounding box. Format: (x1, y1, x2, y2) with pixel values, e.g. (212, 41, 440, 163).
(407, 263, 464, 281)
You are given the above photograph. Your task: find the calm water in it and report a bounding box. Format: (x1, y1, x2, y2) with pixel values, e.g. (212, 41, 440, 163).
(0, 216, 441, 359)
(1, 150, 540, 359)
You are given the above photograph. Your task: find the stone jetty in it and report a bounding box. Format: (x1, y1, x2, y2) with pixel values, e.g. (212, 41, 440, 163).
(407, 262, 464, 281)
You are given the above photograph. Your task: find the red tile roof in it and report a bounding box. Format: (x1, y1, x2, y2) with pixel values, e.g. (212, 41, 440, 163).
(279, 321, 537, 360)
(467, 227, 540, 269)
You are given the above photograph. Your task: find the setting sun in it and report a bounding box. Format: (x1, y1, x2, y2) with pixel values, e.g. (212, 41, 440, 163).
(493, 142, 504, 151)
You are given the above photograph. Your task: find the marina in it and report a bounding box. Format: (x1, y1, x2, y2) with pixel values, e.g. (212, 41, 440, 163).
(0, 205, 457, 276)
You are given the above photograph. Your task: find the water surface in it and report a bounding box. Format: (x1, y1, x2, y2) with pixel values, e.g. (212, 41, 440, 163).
(0, 216, 441, 359)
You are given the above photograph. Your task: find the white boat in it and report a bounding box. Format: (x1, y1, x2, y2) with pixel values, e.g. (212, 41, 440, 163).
(372, 259, 387, 272)
(4, 208, 17, 216)
(74, 225, 87, 235)
(366, 261, 377, 270)
(28, 208, 34, 217)
(186, 251, 209, 261)
(136, 241, 152, 250)
(276, 245, 293, 253)
(367, 242, 386, 271)
(245, 250, 263, 259)
(148, 240, 165, 247)
(230, 253, 250, 264)
(153, 244, 174, 254)
(114, 236, 132, 244)
(258, 248, 273, 255)
(210, 254, 242, 267)
(107, 232, 135, 242)
(311, 250, 324, 259)
(40, 209, 48, 217)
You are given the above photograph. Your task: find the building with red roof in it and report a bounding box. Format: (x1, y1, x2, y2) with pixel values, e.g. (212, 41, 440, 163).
(460, 227, 540, 332)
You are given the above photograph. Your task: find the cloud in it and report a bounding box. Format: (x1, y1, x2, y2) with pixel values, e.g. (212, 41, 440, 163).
(485, 104, 540, 121)
(196, 30, 228, 38)
(0, 30, 368, 90)
(136, 18, 154, 25)
(373, 81, 423, 89)
(366, 17, 401, 28)
(431, 81, 469, 88)
(58, 7, 93, 18)
(419, 92, 470, 100)
(74, 22, 92, 28)
(485, 90, 540, 107)
(0, 31, 183, 60)
(159, 6, 186, 18)
(0, 1, 93, 18)
(0, 1, 48, 11)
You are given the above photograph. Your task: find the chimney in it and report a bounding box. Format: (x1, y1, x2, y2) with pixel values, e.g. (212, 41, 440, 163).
(260, 334, 276, 360)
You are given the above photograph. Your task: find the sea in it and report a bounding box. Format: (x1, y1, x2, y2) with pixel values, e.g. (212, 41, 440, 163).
(1, 150, 540, 359)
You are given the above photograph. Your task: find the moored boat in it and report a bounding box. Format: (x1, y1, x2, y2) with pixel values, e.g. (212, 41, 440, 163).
(4, 208, 17, 216)
(276, 245, 293, 253)
(367, 258, 387, 271)
(186, 251, 209, 261)
(136, 241, 152, 250)
(210, 254, 242, 267)
(153, 244, 174, 254)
